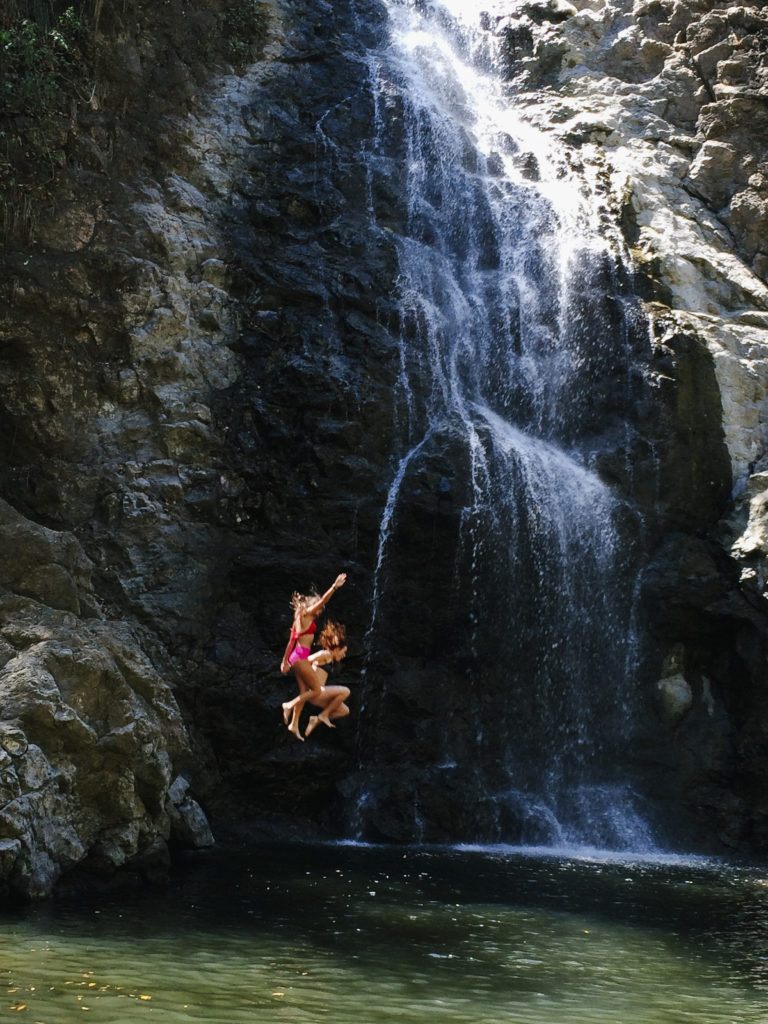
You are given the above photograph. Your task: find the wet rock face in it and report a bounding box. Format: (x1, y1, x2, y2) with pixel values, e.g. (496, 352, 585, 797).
(0, 0, 400, 893)
(0, 0, 274, 895)
(1, 0, 768, 890)
(189, 0, 404, 821)
(500, 0, 768, 851)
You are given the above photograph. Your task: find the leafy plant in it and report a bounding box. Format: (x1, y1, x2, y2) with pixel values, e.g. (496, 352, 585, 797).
(221, 0, 268, 69)
(1, 6, 86, 116)
(0, 2, 89, 238)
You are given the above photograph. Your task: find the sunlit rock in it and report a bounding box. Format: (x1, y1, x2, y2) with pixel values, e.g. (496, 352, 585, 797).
(687, 140, 739, 207)
(656, 645, 693, 727)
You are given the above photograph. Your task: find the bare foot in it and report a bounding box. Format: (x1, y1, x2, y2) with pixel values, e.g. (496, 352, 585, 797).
(287, 719, 304, 741)
(282, 702, 291, 725)
(317, 713, 335, 729)
(305, 715, 319, 737)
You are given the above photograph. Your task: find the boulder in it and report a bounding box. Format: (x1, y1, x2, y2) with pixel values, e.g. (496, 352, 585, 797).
(687, 140, 740, 207)
(0, 500, 210, 897)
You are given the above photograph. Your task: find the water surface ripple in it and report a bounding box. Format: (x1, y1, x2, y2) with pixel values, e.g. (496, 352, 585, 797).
(2, 843, 767, 1023)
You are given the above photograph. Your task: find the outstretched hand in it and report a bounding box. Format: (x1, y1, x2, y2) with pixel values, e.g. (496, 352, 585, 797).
(334, 573, 347, 590)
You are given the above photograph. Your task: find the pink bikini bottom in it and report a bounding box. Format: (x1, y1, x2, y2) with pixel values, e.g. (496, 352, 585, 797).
(288, 645, 311, 666)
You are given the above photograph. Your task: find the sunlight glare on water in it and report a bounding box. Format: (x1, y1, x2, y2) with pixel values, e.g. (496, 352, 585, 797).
(1, 844, 767, 1024)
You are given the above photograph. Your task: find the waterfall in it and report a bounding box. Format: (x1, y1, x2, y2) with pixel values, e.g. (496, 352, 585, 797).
(346, 0, 655, 851)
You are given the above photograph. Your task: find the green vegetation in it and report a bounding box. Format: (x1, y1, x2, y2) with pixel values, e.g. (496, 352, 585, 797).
(1, 0, 272, 238)
(1, 5, 85, 116)
(221, 0, 269, 70)
(1, 1, 90, 237)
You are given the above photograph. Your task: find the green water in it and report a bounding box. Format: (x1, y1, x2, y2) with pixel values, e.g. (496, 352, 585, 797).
(2, 842, 767, 1023)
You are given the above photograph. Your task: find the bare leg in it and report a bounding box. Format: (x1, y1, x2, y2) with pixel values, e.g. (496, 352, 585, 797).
(282, 661, 323, 710)
(306, 686, 350, 735)
(282, 661, 323, 740)
(286, 680, 309, 740)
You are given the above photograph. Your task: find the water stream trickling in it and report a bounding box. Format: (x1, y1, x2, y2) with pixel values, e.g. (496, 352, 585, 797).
(349, 0, 654, 848)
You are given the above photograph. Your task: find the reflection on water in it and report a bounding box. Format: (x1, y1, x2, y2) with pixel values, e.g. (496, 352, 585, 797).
(1, 842, 767, 1023)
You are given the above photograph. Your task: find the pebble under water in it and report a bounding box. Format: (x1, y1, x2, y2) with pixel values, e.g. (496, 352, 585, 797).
(1, 842, 767, 1023)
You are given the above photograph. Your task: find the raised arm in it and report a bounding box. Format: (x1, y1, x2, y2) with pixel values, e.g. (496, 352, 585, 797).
(303, 573, 346, 618)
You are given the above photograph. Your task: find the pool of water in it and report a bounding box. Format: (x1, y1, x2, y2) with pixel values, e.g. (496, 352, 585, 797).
(2, 841, 767, 1023)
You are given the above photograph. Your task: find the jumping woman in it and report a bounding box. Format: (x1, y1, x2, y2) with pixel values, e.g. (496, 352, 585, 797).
(286, 621, 351, 741)
(280, 573, 346, 737)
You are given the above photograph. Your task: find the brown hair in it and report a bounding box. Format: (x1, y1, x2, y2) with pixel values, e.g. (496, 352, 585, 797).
(318, 621, 347, 651)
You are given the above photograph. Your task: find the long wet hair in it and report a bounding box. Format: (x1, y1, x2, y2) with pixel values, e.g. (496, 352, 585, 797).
(318, 621, 347, 653)
(290, 589, 319, 618)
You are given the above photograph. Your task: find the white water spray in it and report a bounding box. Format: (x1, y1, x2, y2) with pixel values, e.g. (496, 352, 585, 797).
(352, 0, 652, 850)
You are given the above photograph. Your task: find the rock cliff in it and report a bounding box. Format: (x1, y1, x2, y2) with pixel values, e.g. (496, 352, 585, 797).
(1, 0, 768, 894)
(497, 0, 768, 851)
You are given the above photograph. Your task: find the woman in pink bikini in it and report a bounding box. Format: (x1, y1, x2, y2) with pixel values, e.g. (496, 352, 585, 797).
(287, 621, 351, 740)
(280, 573, 347, 739)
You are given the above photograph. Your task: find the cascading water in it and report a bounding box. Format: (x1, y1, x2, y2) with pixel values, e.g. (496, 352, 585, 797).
(345, 0, 655, 850)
